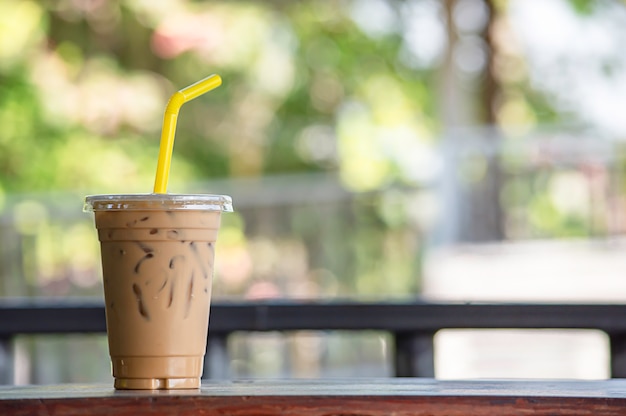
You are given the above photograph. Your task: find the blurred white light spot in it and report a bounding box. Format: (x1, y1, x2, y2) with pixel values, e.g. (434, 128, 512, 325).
(453, 0, 489, 34)
(548, 172, 590, 217)
(297, 124, 338, 164)
(400, 0, 447, 69)
(454, 36, 487, 74)
(350, 0, 398, 38)
(14, 200, 48, 235)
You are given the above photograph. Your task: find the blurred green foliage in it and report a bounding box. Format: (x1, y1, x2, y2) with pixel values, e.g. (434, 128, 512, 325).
(0, 0, 444, 301)
(0, 0, 443, 193)
(0, 0, 623, 301)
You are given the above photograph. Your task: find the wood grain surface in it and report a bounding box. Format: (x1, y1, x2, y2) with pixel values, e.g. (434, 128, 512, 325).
(1, 379, 626, 415)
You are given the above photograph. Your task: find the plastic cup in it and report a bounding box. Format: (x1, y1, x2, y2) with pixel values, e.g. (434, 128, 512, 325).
(84, 193, 232, 390)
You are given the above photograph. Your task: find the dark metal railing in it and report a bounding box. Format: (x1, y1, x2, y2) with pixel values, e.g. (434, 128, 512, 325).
(2, 299, 626, 382)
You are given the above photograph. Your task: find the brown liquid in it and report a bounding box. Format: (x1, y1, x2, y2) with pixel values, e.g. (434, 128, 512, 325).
(95, 209, 222, 389)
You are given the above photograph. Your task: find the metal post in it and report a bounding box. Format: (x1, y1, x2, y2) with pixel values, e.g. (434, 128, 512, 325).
(0, 337, 13, 384)
(610, 332, 626, 378)
(203, 334, 230, 380)
(394, 332, 435, 377)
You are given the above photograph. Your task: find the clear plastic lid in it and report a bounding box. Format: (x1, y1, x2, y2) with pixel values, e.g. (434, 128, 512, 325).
(84, 193, 233, 212)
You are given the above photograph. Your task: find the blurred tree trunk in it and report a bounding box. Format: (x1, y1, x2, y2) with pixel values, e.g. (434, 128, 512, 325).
(434, 0, 503, 245)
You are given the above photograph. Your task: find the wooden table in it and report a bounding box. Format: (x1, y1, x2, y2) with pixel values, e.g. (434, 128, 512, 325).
(1, 379, 626, 415)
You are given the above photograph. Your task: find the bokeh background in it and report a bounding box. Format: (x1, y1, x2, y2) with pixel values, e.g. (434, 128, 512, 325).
(2, 0, 626, 383)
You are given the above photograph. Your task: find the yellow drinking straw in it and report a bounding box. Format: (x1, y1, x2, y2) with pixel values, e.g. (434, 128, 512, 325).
(153, 74, 222, 193)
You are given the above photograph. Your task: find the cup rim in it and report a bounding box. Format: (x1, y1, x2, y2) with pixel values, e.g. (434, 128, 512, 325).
(83, 193, 233, 212)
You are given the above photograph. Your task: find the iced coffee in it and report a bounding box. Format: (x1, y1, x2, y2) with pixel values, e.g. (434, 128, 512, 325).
(84, 193, 232, 389)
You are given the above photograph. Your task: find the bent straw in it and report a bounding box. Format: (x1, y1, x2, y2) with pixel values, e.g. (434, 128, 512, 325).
(153, 74, 222, 193)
